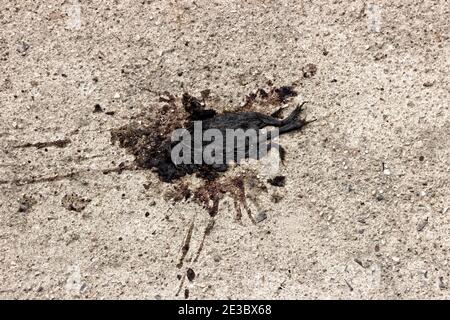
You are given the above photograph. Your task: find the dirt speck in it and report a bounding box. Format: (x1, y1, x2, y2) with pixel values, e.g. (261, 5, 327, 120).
(302, 63, 317, 78)
(14, 139, 71, 149)
(93, 104, 103, 113)
(62, 194, 91, 212)
(17, 195, 36, 213)
(267, 176, 286, 187)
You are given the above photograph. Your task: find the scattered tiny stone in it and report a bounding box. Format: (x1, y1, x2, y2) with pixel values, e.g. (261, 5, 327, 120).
(417, 217, 429, 232)
(374, 52, 387, 61)
(62, 193, 91, 212)
(255, 211, 268, 223)
(16, 41, 30, 56)
(392, 256, 400, 263)
(79, 283, 88, 293)
(271, 193, 284, 203)
(93, 104, 103, 113)
(443, 207, 449, 214)
(439, 277, 447, 290)
(18, 203, 28, 213)
(113, 92, 121, 99)
(105, 111, 115, 116)
(354, 258, 364, 267)
(419, 155, 424, 161)
(302, 63, 317, 78)
(17, 195, 36, 213)
(200, 89, 211, 99)
(383, 168, 391, 175)
(376, 194, 384, 201)
(149, 200, 156, 206)
(423, 81, 434, 87)
(186, 268, 195, 282)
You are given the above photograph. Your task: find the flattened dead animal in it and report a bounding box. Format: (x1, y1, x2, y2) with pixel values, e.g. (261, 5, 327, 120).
(112, 93, 314, 183)
(111, 86, 315, 265)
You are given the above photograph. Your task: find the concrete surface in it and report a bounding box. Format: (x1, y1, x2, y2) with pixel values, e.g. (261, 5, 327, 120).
(0, 0, 449, 299)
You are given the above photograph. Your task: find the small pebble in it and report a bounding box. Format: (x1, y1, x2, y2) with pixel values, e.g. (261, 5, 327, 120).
(302, 63, 317, 78)
(93, 104, 103, 113)
(255, 211, 268, 223)
(186, 268, 195, 282)
(439, 277, 447, 290)
(417, 218, 428, 232)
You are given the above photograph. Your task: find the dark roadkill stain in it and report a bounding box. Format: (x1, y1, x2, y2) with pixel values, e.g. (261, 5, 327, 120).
(111, 84, 315, 270)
